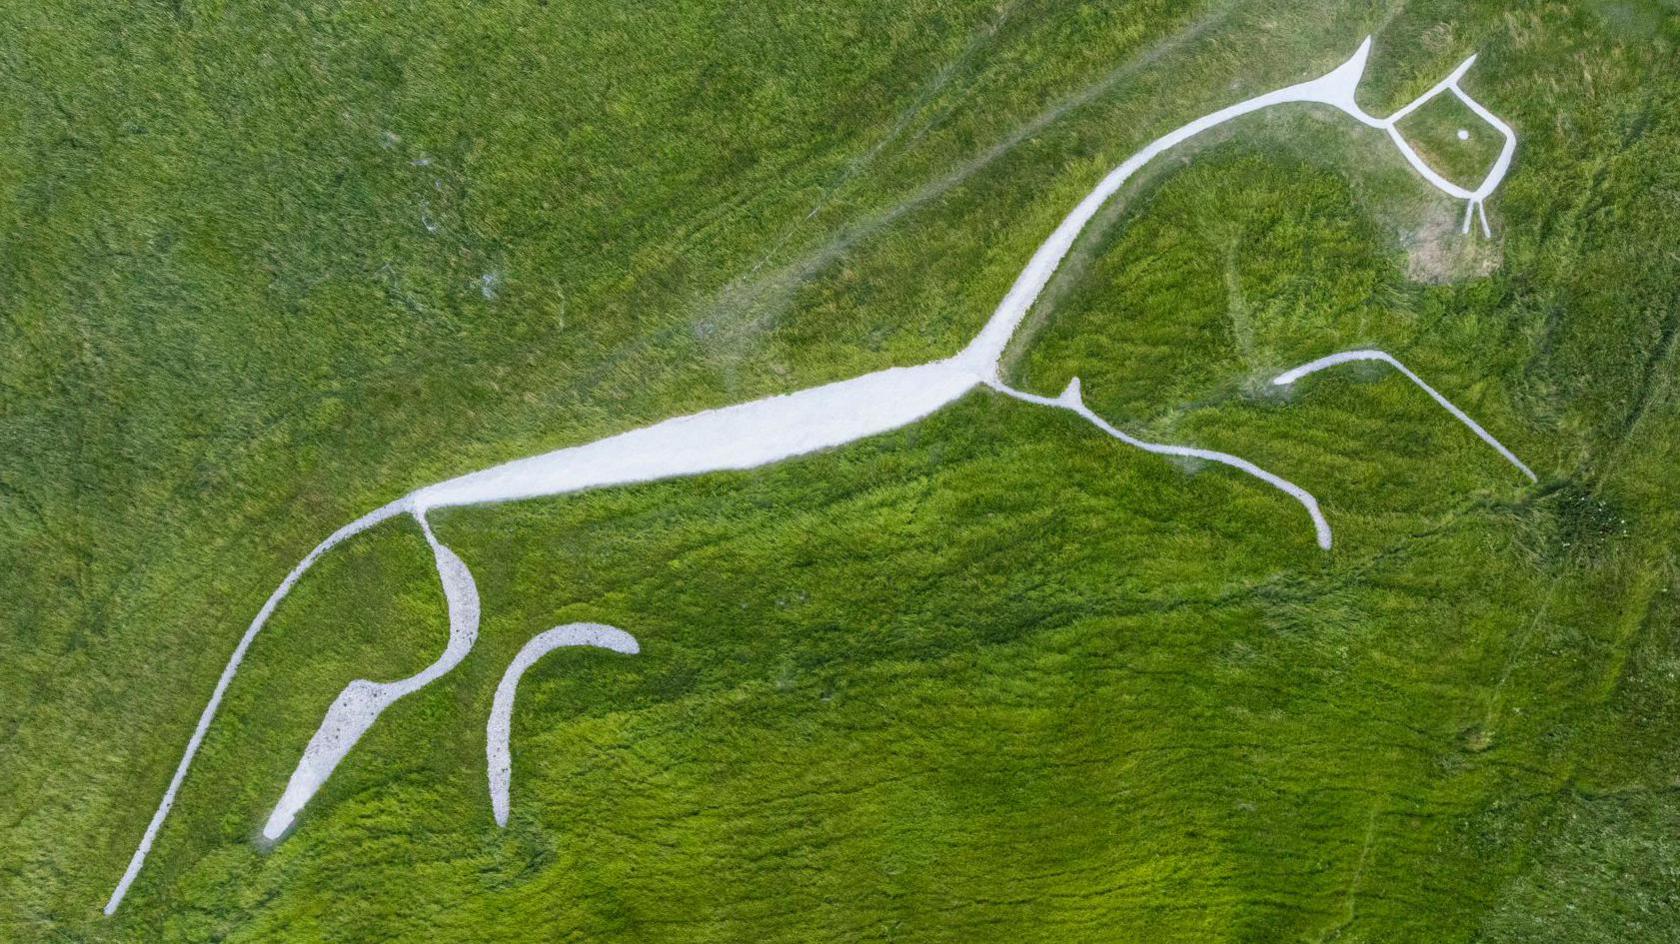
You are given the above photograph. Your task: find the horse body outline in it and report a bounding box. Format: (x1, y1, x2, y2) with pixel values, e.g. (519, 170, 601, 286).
(106, 36, 1526, 914)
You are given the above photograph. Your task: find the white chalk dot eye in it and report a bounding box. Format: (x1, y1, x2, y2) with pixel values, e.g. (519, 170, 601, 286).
(1456, 128, 1470, 141)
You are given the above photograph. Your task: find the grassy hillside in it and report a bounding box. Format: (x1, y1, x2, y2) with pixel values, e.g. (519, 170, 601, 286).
(3, 0, 1677, 940)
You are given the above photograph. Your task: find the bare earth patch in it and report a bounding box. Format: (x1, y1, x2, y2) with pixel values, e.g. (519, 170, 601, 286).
(1405, 204, 1503, 283)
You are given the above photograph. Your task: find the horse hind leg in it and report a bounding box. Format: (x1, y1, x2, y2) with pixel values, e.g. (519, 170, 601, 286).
(262, 506, 482, 840)
(487, 623, 641, 827)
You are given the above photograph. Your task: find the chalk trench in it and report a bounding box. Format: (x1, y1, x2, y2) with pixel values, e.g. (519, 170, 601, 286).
(107, 37, 1529, 913)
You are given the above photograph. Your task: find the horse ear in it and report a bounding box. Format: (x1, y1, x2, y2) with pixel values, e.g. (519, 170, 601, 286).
(1302, 36, 1374, 117)
(1058, 376, 1083, 406)
(1323, 36, 1373, 90)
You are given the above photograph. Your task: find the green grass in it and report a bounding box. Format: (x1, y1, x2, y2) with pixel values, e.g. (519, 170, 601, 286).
(3, 0, 1679, 941)
(1394, 88, 1506, 192)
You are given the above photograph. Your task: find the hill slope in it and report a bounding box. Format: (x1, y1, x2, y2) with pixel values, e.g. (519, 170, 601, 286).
(2, 1, 1677, 940)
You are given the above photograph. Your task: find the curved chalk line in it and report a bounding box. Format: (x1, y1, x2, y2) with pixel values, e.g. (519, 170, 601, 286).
(988, 378, 1333, 548)
(487, 624, 641, 828)
(108, 37, 1522, 913)
(102, 497, 409, 915)
(1273, 349, 1536, 482)
(261, 509, 483, 841)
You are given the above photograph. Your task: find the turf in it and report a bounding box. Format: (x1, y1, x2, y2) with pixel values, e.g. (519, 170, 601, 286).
(1393, 88, 1506, 192)
(3, 0, 1679, 941)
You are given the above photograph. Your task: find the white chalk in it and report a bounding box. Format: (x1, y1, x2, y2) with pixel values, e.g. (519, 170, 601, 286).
(487, 625, 641, 828)
(1273, 349, 1536, 481)
(108, 38, 1521, 913)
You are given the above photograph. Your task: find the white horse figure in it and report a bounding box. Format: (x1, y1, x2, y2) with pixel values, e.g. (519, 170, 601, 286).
(106, 37, 1530, 912)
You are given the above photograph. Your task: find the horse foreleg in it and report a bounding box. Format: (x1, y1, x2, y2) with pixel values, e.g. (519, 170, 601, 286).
(1272, 349, 1536, 482)
(988, 377, 1333, 549)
